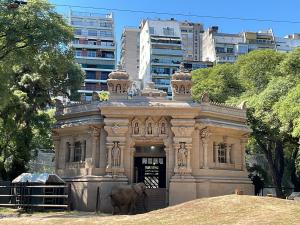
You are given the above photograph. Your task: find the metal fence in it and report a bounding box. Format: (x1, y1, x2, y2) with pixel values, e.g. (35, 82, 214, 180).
(0, 181, 70, 210)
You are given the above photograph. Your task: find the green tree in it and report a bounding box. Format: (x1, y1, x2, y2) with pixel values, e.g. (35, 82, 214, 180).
(0, 0, 84, 179)
(192, 48, 300, 197)
(192, 63, 243, 102)
(235, 50, 285, 94)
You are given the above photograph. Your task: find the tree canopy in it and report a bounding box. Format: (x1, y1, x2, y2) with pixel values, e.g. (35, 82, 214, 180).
(192, 48, 300, 197)
(0, 0, 84, 179)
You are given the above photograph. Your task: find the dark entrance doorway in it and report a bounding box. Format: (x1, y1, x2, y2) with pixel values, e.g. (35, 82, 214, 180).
(134, 145, 167, 211)
(134, 157, 166, 188)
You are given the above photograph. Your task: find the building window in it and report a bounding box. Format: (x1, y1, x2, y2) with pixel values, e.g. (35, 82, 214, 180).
(87, 50, 96, 57)
(101, 51, 114, 58)
(88, 29, 98, 36)
(217, 143, 226, 163)
(213, 142, 233, 164)
(149, 27, 154, 35)
(101, 41, 114, 46)
(87, 39, 97, 45)
(99, 31, 113, 37)
(74, 141, 81, 162)
(101, 72, 109, 80)
(100, 22, 112, 28)
(86, 71, 96, 79)
(227, 48, 234, 53)
(163, 27, 174, 36)
(75, 50, 81, 57)
(75, 29, 82, 35)
(216, 47, 225, 53)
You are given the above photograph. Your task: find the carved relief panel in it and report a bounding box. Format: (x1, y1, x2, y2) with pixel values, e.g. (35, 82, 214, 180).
(131, 117, 169, 138)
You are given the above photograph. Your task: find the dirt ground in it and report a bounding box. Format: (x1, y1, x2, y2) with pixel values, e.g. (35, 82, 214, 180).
(1, 195, 300, 225)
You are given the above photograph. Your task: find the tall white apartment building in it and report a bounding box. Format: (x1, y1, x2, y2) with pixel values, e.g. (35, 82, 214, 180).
(202, 27, 300, 64)
(120, 27, 140, 91)
(69, 11, 116, 101)
(139, 19, 183, 95)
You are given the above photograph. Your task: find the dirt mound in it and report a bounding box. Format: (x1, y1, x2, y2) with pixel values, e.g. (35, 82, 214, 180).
(1, 195, 300, 225)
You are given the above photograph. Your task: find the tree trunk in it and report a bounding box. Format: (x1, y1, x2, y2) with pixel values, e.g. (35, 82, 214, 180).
(291, 148, 300, 191)
(264, 140, 285, 198)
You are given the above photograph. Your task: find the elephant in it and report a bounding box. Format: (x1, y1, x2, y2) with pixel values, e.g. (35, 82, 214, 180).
(110, 183, 148, 215)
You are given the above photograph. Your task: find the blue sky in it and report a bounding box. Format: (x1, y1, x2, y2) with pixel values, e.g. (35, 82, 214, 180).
(49, 0, 300, 57)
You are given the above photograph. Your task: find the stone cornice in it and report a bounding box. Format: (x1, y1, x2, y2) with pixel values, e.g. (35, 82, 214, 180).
(196, 118, 251, 133)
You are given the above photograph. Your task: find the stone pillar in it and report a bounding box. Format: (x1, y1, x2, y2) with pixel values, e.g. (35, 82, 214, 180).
(90, 127, 100, 168)
(170, 120, 196, 172)
(240, 138, 248, 171)
(104, 118, 129, 177)
(80, 141, 85, 162)
(214, 143, 218, 164)
(169, 118, 196, 205)
(200, 127, 211, 169)
(52, 132, 60, 170)
(70, 142, 75, 162)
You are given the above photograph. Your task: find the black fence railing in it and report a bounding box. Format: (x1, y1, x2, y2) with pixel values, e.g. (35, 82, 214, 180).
(261, 186, 295, 197)
(0, 182, 70, 210)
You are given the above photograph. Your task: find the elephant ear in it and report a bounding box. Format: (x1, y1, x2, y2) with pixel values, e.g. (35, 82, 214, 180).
(133, 183, 145, 195)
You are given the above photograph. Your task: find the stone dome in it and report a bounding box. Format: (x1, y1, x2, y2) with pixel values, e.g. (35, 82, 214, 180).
(172, 64, 191, 81)
(108, 64, 129, 80)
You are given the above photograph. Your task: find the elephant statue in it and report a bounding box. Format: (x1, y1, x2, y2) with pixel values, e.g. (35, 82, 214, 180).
(110, 183, 148, 215)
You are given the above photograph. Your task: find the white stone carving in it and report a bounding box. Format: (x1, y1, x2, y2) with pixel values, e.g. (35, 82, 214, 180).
(145, 117, 155, 136)
(111, 141, 121, 168)
(178, 142, 188, 168)
(158, 117, 168, 136)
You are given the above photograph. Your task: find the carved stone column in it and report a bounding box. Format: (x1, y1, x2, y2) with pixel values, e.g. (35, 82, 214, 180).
(90, 126, 100, 168)
(52, 131, 60, 170)
(171, 118, 195, 176)
(70, 141, 75, 163)
(169, 118, 196, 206)
(224, 136, 230, 164)
(80, 141, 85, 162)
(240, 138, 248, 171)
(200, 127, 211, 169)
(104, 118, 129, 177)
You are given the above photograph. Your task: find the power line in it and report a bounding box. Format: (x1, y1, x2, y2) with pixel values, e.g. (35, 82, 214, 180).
(51, 3, 300, 24)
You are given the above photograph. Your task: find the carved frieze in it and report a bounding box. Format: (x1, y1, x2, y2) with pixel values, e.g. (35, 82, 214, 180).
(171, 126, 194, 138)
(131, 117, 169, 138)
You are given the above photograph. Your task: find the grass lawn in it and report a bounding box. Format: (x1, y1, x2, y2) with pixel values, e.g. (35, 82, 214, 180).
(1, 195, 300, 225)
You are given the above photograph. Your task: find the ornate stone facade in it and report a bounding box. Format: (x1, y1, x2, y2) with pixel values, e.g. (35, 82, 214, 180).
(52, 67, 253, 212)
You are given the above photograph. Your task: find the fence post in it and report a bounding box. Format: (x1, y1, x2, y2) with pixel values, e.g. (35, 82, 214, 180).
(67, 183, 72, 211)
(95, 186, 100, 212)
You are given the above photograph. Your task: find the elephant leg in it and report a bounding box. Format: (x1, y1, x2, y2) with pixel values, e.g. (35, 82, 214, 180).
(130, 200, 136, 215)
(126, 203, 132, 215)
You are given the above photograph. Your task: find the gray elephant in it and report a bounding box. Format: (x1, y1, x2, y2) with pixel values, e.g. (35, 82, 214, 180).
(110, 183, 148, 215)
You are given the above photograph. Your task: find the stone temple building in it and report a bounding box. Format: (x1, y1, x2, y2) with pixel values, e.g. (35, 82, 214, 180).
(52, 65, 253, 212)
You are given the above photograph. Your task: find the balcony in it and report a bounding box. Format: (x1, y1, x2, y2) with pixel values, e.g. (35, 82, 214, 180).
(152, 73, 171, 78)
(72, 43, 115, 50)
(151, 48, 183, 56)
(84, 79, 108, 83)
(75, 55, 115, 61)
(71, 11, 113, 19)
(216, 55, 237, 63)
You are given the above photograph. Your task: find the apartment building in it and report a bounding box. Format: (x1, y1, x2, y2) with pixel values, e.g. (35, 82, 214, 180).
(275, 33, 300, 52)
(139, 19, 183, 95)
(202, 27, 277, 63)
(120, 27, 140, 91)
(180, 21, 204, 61)
(69, 11, 116, 101)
